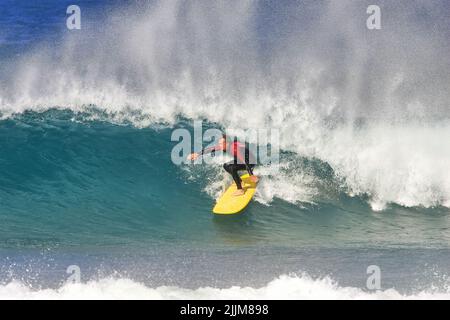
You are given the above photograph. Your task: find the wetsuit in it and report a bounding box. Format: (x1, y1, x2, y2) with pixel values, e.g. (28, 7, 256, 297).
(200, 140, 256, 190)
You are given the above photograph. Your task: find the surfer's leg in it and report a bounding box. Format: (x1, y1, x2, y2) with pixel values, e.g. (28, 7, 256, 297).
(223, 162, 246, 189)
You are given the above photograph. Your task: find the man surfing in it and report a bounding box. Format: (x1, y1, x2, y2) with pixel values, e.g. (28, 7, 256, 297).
(187, 134, 259, 196)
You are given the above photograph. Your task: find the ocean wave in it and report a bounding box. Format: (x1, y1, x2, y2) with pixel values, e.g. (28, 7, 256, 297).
(1, 0, 450, 210)
(1, 274, 449, 300)
(1, 109, 450, 213)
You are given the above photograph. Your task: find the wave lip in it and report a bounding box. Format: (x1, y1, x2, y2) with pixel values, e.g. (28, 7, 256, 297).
(1, 275, 449, 300)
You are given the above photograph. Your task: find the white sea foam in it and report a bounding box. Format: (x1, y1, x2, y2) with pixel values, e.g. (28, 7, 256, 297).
(1, 274, 449, 300)
(313, 124, 450, 210)
(1, 1, 449, 210)
(253, 162, 318, 206)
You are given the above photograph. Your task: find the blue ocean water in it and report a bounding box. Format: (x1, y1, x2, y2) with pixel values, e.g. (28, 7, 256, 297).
(0, 1, 450, 298)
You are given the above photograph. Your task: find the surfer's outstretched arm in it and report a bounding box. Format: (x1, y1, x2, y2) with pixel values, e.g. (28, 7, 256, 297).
(187, 143, 225, 161)
(199, 144, 224, 155)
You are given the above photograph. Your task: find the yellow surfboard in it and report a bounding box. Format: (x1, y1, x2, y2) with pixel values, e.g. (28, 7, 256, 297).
(213, 174, 258, 215)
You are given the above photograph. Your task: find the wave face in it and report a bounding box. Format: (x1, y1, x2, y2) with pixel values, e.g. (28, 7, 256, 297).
(1, 0, 449, 210)
(0, 111, 449, 249)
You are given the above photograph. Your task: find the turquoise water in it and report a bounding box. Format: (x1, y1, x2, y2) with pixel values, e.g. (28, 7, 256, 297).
(1, 110, 449, 251)
(1, 110, 449, 297)
(1, 0, 450, 298)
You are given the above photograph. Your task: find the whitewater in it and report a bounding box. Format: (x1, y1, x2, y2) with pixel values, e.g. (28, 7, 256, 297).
(2, 274, 450, 300)
(1, 0, 450, 300)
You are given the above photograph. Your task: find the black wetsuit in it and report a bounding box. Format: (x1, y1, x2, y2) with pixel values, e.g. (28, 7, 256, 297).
(201, 140, 256, 190)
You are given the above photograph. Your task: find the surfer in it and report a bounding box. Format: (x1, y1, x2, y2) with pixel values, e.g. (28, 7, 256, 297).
(187, 134, 259, 196)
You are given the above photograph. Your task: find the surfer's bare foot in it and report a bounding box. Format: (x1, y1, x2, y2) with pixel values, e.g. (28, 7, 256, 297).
(233, 189, 245, 196)
(249, 175, 259, 183)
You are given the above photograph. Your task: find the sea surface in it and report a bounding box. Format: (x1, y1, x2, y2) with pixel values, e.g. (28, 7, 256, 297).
(0, 0, 450, 299)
